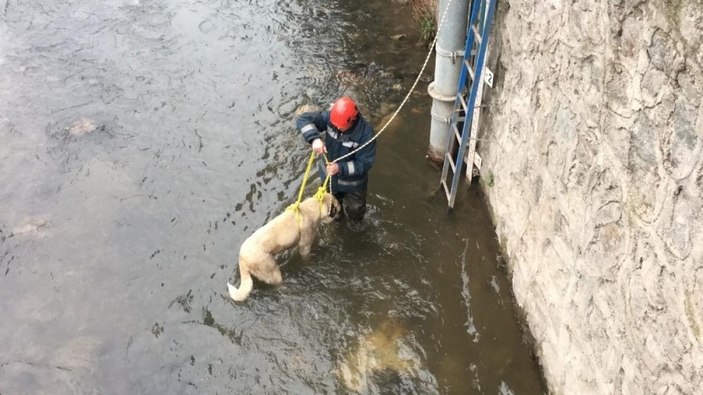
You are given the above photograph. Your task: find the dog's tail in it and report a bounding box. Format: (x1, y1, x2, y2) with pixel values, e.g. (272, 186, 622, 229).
(227, 272, 253, 302)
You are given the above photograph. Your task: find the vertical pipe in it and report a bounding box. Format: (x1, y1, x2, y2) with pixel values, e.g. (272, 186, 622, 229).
(427, 0, 469, 162)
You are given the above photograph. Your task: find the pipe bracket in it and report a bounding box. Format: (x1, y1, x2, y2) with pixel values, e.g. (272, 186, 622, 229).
(435, 44, 465, 64)
(430, 111, 451, 124)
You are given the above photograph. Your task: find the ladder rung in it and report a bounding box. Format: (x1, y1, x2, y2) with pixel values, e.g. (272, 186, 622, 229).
(472, 25, 482, 45)
(465, 59, 475, 81)
(445, 152, 456, 173)
(452, 107, 466, 121)
(441, 179, 451, 200)
(459, 94, 468, 113)
(452, 123, 461, 143)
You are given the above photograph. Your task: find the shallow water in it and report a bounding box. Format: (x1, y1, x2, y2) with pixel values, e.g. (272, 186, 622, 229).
(0, 0, 546, 393)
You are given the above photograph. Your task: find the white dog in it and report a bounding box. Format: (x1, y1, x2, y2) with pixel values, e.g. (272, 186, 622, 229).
(227, 193, 341, 301)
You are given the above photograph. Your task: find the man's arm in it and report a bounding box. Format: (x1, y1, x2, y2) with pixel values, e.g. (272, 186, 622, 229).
(296, 112, 329, 144)
(296, 111, 329, 154)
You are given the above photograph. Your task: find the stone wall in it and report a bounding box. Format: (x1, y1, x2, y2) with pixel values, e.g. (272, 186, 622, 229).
(478, 0, 703, 393)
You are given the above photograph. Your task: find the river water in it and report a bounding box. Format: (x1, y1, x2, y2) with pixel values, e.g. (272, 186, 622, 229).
(0, 0, 546, 393)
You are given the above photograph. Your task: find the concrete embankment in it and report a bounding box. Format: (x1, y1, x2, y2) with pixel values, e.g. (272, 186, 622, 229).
(478, 1, 703, 393)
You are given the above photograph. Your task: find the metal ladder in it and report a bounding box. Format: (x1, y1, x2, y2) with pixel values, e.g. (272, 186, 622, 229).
(440, 0, 497, 208)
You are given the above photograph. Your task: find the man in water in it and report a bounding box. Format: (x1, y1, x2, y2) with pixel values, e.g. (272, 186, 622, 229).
(296, 96, 376, 223)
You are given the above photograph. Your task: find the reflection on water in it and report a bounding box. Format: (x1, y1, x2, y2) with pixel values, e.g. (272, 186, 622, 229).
(0, 0, 545, 393)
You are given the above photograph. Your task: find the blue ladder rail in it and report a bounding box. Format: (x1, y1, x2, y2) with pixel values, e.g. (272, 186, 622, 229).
(440, 0, 497, 209)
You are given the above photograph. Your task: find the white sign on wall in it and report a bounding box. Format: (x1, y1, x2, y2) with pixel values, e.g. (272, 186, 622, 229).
(484, 67, 494, 88)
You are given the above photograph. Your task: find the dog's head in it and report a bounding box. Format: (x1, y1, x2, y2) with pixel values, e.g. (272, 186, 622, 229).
(320, 193, 342, 223)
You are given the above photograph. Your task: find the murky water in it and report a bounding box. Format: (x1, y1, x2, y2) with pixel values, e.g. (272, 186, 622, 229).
(0, 0, 545, 393)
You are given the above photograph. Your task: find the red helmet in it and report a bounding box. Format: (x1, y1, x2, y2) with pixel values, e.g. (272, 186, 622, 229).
(329, 96, 359, 132)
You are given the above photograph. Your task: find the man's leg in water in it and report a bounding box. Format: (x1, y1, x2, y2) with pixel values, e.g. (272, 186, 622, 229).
(333, 192, 346, 221)
(344, 190, 367, 223)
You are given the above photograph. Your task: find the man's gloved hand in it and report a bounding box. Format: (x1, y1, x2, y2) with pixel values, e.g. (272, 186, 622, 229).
(326, 163, 340, 176)
(312, 138, 326, 154)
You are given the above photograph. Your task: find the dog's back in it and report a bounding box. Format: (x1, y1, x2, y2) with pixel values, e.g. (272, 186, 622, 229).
(241, 210, 301, 257)
(228, 194, 339, 302)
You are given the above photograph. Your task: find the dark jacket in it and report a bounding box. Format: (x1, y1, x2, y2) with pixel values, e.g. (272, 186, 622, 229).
(296, 111, 376, 193)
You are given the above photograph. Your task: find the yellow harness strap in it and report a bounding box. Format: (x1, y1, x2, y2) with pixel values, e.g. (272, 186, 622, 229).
(314, 173, 331, 216)
(287, 152, 333, 228)
(314, 153, 333, 214)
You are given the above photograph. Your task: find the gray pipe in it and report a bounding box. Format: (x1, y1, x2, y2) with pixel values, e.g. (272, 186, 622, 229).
(427, 0, 469, 162)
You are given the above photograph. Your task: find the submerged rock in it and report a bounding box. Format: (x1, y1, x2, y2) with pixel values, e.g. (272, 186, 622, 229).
(337, 319, 420, 392)
(12, 217, 49, 238)
(294, 104, 321, 117)
(336, 62, 393, 88)
(66, 117, 104, 137)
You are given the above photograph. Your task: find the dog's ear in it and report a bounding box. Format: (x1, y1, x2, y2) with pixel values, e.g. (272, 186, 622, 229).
(325, 194, 341, 219)
(327, 196, 338, 218)
(327, 200, 337, 218)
